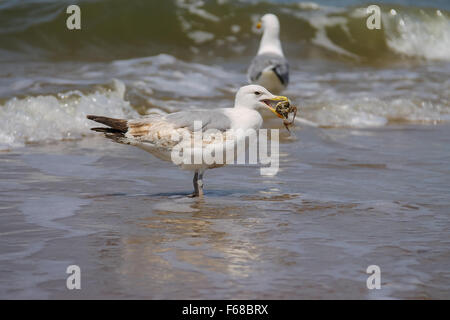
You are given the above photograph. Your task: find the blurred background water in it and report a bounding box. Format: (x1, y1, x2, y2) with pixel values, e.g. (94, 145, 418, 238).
(0, 0, 449, 299)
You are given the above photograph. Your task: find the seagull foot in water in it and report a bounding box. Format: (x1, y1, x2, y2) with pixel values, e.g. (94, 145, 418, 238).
(188, 170, 204, 198)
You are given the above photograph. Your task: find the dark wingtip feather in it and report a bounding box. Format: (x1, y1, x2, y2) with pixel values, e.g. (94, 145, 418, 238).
(91, 127, 123, 134)
(86, 115, 128, 133)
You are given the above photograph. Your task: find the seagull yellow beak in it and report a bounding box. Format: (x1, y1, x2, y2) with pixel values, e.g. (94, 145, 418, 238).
(256, 21, 262, 29)
(262, 96, 289, 119)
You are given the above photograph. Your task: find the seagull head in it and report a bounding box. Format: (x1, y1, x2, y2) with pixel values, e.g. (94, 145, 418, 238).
(256, 13, 280, 33)
(256, 14, 283, 56)
(234, 85, 288, 118)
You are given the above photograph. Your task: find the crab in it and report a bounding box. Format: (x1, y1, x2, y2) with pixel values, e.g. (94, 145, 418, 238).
(275, 100, 297, 132)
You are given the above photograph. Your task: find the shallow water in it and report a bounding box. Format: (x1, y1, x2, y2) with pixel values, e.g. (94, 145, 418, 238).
(0, 124, 449, 299)
(0, 0, 449, 299)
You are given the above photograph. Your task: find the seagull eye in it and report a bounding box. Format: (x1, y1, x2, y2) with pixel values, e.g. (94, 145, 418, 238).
(254, 91, 261, 96)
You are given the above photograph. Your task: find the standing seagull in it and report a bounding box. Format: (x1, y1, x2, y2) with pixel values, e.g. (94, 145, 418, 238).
(247, 14, 289, 94)
(87, 85, 288, 197)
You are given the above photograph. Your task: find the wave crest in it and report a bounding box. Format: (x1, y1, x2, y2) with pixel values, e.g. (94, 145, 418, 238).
(0, 0, 449, 63)
(0, 80, 137, 149)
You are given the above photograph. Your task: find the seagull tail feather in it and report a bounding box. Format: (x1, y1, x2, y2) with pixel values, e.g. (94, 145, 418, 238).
(87, 115, 128, 133)
(87, 115, 130, 143)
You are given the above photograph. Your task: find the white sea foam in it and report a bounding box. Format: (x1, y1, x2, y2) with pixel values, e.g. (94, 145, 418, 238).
(111, 54, 241, 98)
(0, 79, 137, 150)
(287, 66, 450, 128)
(287, 4, 450, 61)
(304, 97, 448, 128)
(297, 2, 321, 11)
(282, 6, 360, 59)
(383, 9, 450, 61)
(175, 0, 220, 22)
(187, 30, 215, 44)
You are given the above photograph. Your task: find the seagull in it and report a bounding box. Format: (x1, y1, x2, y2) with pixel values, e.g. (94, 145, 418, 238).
(87, 85, 288, 197)
(247, 14, 289, 95)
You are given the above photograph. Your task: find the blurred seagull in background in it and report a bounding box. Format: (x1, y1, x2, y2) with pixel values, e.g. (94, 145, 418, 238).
(247, 13, 289, 94)
(87, 85, 288, 197)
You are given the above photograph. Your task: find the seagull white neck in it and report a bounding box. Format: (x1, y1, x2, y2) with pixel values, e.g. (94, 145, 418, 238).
(225, 108, 263, 130)
(257, 25, 284, 56)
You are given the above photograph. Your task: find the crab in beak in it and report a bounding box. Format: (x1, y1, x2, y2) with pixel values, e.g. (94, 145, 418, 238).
(261, 96, 290, 119)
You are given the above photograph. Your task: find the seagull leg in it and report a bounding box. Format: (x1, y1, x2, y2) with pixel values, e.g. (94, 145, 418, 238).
(188, 170, 204, 197)
(188, 171, 199, 197)
(197, 170, 204, 197)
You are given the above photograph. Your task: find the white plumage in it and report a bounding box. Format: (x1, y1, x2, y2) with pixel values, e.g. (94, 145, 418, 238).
(247, 14, 289, 94)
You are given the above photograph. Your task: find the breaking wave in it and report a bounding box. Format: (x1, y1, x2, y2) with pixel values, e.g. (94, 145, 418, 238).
(0, 80, 138, 150)
(0, 0, 449, 63)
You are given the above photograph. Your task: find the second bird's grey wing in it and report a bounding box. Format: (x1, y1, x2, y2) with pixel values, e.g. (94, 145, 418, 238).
(165, 110, 232, 132)
(247, 53, 289, 86)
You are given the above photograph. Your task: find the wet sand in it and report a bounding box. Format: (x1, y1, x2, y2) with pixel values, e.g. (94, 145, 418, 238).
(1, 124, 449, 299)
